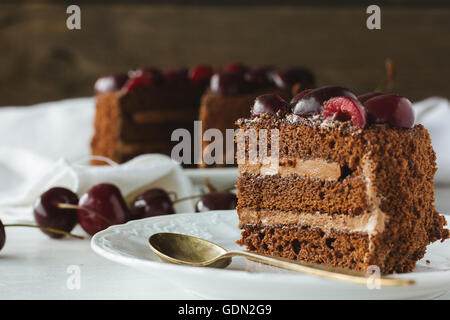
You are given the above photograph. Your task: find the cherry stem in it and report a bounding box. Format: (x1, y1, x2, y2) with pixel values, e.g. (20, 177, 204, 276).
(57, 203, 113, 225)
(167, 191, 178, 201)
(172, 185, 236, 204)
(204, 178, 217, 193)
(4, 224, 84, 240)
(172, 193, 204, 204)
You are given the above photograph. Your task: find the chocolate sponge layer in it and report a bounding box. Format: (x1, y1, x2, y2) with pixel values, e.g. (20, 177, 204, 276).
(238, 173, 368, 215)
(238, 224, 370, 272)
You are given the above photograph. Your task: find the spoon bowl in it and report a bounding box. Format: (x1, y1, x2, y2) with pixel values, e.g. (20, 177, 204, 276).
(149, 232, 231, 268)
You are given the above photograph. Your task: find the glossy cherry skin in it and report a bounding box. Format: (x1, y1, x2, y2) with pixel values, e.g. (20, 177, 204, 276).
(363, 94, 415, 128)
(210, 72, 250, 96)
(189, 65, 214, 85)
(129, 188, 175, 220)
(195, 192, 238, 212)
(358, 92, 383, 104)
(33, 187, 79, 239)
(123, 75, 155, 92)
(323, 96, 367, 128)
(77, 183, 131, 236)
(94, 74, 128, 94)
(0, 220, 5, 251)
(292, 85, 357, 116)
(223, 62, 249, 74)
(251, 94, 287, 117)
(270, 67, 315, 92)
(290, 89, 313, 104)
(131, 67, 165, 85)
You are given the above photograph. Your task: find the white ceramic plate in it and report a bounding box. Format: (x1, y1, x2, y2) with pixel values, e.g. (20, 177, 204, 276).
(91, 210, 450, 299)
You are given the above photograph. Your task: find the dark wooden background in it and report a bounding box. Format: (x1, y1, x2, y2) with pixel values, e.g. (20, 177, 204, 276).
(0, 1, 449, 105)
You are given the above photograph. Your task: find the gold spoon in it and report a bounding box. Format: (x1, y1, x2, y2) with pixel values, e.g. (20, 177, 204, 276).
(149, 232, 415, 287)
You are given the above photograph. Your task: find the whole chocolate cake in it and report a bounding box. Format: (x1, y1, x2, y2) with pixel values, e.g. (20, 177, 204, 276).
(236, 86, 449, 274)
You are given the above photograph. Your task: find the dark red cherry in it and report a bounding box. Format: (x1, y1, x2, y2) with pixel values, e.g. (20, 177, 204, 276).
(94, 74, 128, 94)
(0, 220, 5, 251)
(252, 94, 287, 117)
(123, 75, 155, 92)
(244, 66, 274, 89)
(129, 188, 175, 220)
(128, 67, 166, 87)
(130, 67, 165, 85)
(164, 68, 189, 85)
(210, 72, 250, 96)
(358, 92, 383, 103)
(323, 96, 367, 128)
(77, 183, 131, 236)
(33, 187, 79, 239)
(271, 67, 315, 92)
(195, 192, 237, 212)
(290, 89, 313, 104)
(223, 62, 249, 74)
(189, 65, 214, 85)
(363, 94, 414, 128)
(293, 85, 357, 116)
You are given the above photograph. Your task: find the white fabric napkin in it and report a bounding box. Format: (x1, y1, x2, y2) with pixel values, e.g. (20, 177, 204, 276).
(0, 153, 194, 223)
(0, 98, 94, 163)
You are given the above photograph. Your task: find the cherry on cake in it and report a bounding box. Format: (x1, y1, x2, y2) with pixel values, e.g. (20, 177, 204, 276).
(236, 86, 449, 274)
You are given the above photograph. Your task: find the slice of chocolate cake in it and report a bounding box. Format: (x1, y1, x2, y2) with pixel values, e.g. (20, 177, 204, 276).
(198, 63, 315, 168)
(236, 86, 449, 274)
(91, 65, 213, 164)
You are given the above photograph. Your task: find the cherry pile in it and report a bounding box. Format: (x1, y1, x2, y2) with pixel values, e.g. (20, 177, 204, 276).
(94, 62, 315, 97)
(94, 64, 214, 94)
(0, 181, 237, 252)
(210, 62, 315, 96)
(251, 85, 415, 129)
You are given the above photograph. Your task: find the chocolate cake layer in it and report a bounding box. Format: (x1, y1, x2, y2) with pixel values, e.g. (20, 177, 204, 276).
(91, 92, 120, 162)
(117, 85, 203, 113)
(120, 121, 194, 142)
(236, 116, 435, 175)
(238, 224, 370, 271)
(237, 172, 368, 215)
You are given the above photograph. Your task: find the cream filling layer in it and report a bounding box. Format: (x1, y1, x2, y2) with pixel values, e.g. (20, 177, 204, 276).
(238, 208, 386, 236)
(361, 155, 388, 254)
(239, 158, 341, 180)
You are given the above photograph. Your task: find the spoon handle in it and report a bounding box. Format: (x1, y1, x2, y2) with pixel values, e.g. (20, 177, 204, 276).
(225, 251, 414, 287)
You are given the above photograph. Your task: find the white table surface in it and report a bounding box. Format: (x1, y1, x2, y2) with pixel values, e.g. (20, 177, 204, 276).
(1, 187, 449, 300)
